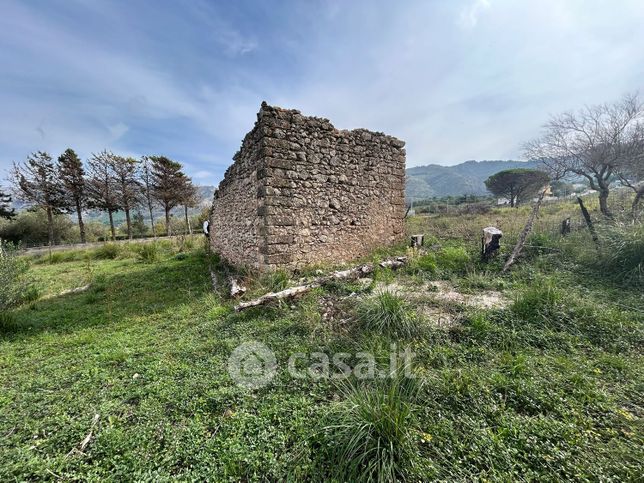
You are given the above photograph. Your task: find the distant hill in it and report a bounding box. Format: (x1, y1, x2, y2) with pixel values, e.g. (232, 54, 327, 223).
(406, 160, 540, 201)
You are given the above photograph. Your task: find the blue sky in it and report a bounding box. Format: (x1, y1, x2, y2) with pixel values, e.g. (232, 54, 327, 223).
(2, 0, 644, 186)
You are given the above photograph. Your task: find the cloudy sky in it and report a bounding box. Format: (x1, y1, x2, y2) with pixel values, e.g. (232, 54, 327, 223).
(2, 0, 643, 186)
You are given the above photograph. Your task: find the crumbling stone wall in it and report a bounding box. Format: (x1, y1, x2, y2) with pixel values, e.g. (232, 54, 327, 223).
(210, 102, 406, 270)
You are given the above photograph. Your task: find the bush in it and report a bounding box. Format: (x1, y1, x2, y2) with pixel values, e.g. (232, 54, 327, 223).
(0, 209, 77, 246)
(322, 368, 420, 482)
(0, 241, 35, 310)
(356, 291, 419, 338)
(92, 243, 121, 260)
(137, 242, 159, 263)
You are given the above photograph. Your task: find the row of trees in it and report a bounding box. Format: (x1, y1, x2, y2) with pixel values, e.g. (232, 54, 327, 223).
(8, 150, 199, 246)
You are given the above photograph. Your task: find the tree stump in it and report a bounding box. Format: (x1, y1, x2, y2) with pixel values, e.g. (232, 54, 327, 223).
(481, 227, 502, 261)
(410, 234, 424, 248)
(560, 217, 571, 236)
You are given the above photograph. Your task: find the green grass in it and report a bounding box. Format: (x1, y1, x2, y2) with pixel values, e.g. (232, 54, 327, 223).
(0, 208, 642, 481)
(356, 291, 420, 338)
(321, 367, 422, 482)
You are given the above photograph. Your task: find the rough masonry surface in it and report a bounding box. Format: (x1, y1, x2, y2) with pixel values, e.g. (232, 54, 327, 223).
(210, 102, 406, 270)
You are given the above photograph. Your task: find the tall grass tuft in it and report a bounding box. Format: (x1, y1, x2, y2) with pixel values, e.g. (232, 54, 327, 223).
(92, 243, 121, 260)
(595, 222, 644, 287)
(0, 241, 36, 311)
(136, 242, 159, 263)
(258, 269, 290, 293)
(357, 291, 419, 338)
(511, 280, 562, 324)
(322, 367, 420, 482)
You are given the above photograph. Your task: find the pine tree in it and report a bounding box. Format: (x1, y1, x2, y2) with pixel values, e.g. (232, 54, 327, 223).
(10, 151, 67, 246)
(111, 156, 140, 239)
(86, 150, 121, 240)
(484, 169, 550, 207)
(0, 189, 15, 220)
(149, 156, 186, 236)
(58, 148, 87, 243)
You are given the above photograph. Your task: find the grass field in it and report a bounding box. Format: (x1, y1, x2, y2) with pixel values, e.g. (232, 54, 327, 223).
(1, 201, 642, 481)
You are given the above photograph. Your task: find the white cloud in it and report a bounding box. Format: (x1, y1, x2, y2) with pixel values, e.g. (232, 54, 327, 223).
(193, 170, 214, 179)
(458, 0, 491, 29)
(2, 0, 644, 180)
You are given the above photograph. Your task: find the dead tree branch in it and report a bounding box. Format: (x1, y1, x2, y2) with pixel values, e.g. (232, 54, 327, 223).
(577, 196, 600, 246)
(234, 257, 407, 311)
(502, 188, 548, 273)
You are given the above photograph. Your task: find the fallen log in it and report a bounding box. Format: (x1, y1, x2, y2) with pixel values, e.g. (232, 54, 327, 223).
(56, 284, 92, 297)
(234, 257, 407, 311)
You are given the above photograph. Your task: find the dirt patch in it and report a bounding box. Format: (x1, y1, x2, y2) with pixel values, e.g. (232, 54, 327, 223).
(371, 279, 508, 329)
(427, 281, 508, 310)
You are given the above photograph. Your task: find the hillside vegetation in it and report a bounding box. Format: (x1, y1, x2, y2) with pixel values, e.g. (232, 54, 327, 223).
(0, 199, 642, 481)
(406, 159, 540, 200)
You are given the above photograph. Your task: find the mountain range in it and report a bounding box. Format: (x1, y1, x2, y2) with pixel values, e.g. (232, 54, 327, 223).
(405, 160, 540, 201)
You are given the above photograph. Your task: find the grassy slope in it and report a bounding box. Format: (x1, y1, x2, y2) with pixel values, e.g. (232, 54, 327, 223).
(0, 207, 642, 481)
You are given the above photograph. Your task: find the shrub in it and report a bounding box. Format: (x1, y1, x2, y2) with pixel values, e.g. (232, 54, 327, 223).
(92, 243, 121, 260)
(137, 242, 159, 263)
(0, 241, 35, 311)
(322, 368, 420, 482)
(356, 291, 419, 338)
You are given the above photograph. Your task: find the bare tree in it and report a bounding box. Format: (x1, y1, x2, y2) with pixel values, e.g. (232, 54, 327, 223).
(614, 125, 644, 213)
(139, 156, 157, 237)
(10, 152, 67, 247)
(524, 93, 644, 217)
(111, 156, 140, 239)
(58, 148, 87, 243)
(86, 150, 120, 240)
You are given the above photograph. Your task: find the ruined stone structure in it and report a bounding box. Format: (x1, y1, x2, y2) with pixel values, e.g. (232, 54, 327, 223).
(210, 102, 406, 270)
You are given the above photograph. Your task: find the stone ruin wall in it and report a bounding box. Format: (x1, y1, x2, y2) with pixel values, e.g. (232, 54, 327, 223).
(210, 102, 406, 270)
